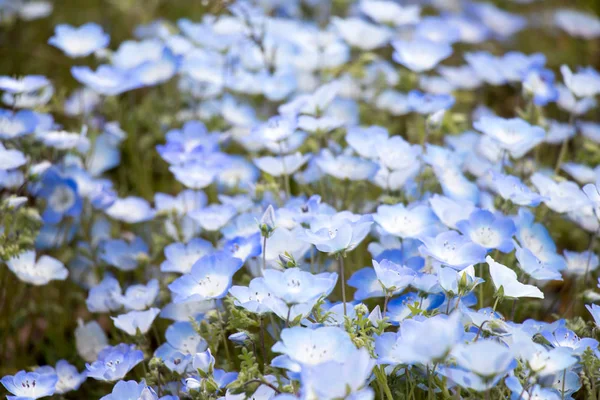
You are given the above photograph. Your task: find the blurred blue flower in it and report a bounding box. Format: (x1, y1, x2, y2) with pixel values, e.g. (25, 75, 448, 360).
(49, 23, 109, 57)
(86, 343, 144, 381)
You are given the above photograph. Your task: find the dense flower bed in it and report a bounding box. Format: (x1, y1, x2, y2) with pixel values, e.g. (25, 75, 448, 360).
(1, 0, 600, 399)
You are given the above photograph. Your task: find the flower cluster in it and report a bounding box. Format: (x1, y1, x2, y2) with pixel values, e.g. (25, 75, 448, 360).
(2, 0, 600, 399)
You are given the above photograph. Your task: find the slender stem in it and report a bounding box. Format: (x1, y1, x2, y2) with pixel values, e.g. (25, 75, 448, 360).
(339, 254, 347, 316)
(446, 296, 452, 315)
(262, 235, 267, 275)
(383, 294, 390, 317)
(259, 317, 267, 373)
(285, 306, 291, 328)
(561, 369, 566, 400)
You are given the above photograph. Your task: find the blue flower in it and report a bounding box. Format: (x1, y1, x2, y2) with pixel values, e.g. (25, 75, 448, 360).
(386, 292, 445, 324)
(0, 109, 39, 139)
(375, 313, 463, 365)
(374, 203, 439, 239)
(37, 360, 86, 394)
(541, 326, 598, 355)
(523, 67, 559, 106)
(300, 347, 375, 400)
(372, 259, 416, 293)
(474, 116, 545, 158)
(1, 370, 57, 399)
(86, 343, 144, 381)
(263, 268, 338, 307)
(555, 9, 600, 39)
(392, 38, 452, 72)
(487, 256, 544, 299)
(454, 339, 516, 378)
(531, 173, 589, 214)
(491, 172, 544, 206)
(160, 239, 214, 274)
(0, 143, 26, 170)
(168, 252, 243, 303)
(37, 168, 82, 224)
(561, 65, 600, 98)
(419, 231, 487, 270)
(271, 326, 356, 375)
(316, 150, 379, 181)
(105, 196, 155, 224)
(515, 242, 564, 281)
(100, 380, 157, 400)
(189, 204, 237, 232)
(117, 279, 159, 311)
(169, 159, 222, 189)
(457, 209, 516, 252)
(408, 90, 455, 114)
(332, 17, 391, 50)
(49, 23, 109, 57)
(71, 65, 142, 96)
(0, 75, 50, 93)
(254, 152, 310, 177)
(223, 233, 262, 264)
(154, 321, 207, 374)
(156, 121, 220, 165)
(100, 237, 148, 271)
(298, 211, 372, 254)
(6, 250, 68, 286)
(112, 308, 160, 336)
(229, 277, 279, 315)
(86, 275, 122, 313)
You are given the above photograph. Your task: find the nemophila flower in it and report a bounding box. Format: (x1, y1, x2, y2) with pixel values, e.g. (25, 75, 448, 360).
(586, 304, 600, 328)
(541, 326, 598, 355)
(465, 52, 507, 85)
(71, 65, 142, 96)
(271, 326, 356, 375)
(560, 65, 600, 98)
(374, 203, 439, 239)
(251, 115, 297, 143)
(169, 159, 222, 189)
(112, 308, 161, 336)
(345, 125, 388, 159)
(348, 267, 386, 300)
(37, 168, 82, 224)
(391, 38, 452, 72)
(223, 233, 261, 264)
(316, 151, 378, 181)
(332, 17, 391, 50)
(544, 120, 576, 144)
(300, 347, 375, 400)
(531, 173, 588, 213)
(359, 0, 421, 26)
(471, 2, 526, 38)
(415, 16, 461, 44)
(523, 67, 559, 106)
(100, 237, 148, 271)
(0, 75, 50, 93)
(419, 231, 487, 270)
(229, 277, 279, 315)
(188, 204, 236, 232)
(580, 121, 600, 142)
(430, 194, 477, 230)
(298, 211, 372, 254)
(49, 23, 109, 57)
(263, 268, 338, 308)
(0, 109, 39, 139)
(556, 84, 597, 115)
(372, 259, 416, 293)
(156, 121, 219, 165)
(456, 209, 515, 252)
(562, 162, 600, 184)
(75, 320, 108, 363)
(487, 256, 544, 299)
(86, 275, 122, 313)
(36, 361, 86, 395)
(118, 279, 159, 311)
(0, 143, 26, 170)
(105, 196, 155, 223)
(505, 376, 563, 400)
(86, 343, 143, 381)
(155, 321, 207, 374)
(160, 239, 214, 274)
(452, 339, 516, 379)
(169, 252, 243, 303)
(376, 313, 463, 365)
(408, 90, 455, 114)
(432, 164, 480, 204)
(555, 9, 600, 38)
(474, 116, 545, 159)
(6, 250, 68, 285)
(583, 178, 600, 220)
(491, 172, 544, 207)
(386, 292, 445, 324)
(254, 152, 310, 177)
(515, 241, 565, 281)
(1, 370, 57, 399)
(438, 265, 483, 296)
(100, 380, 158, 400)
